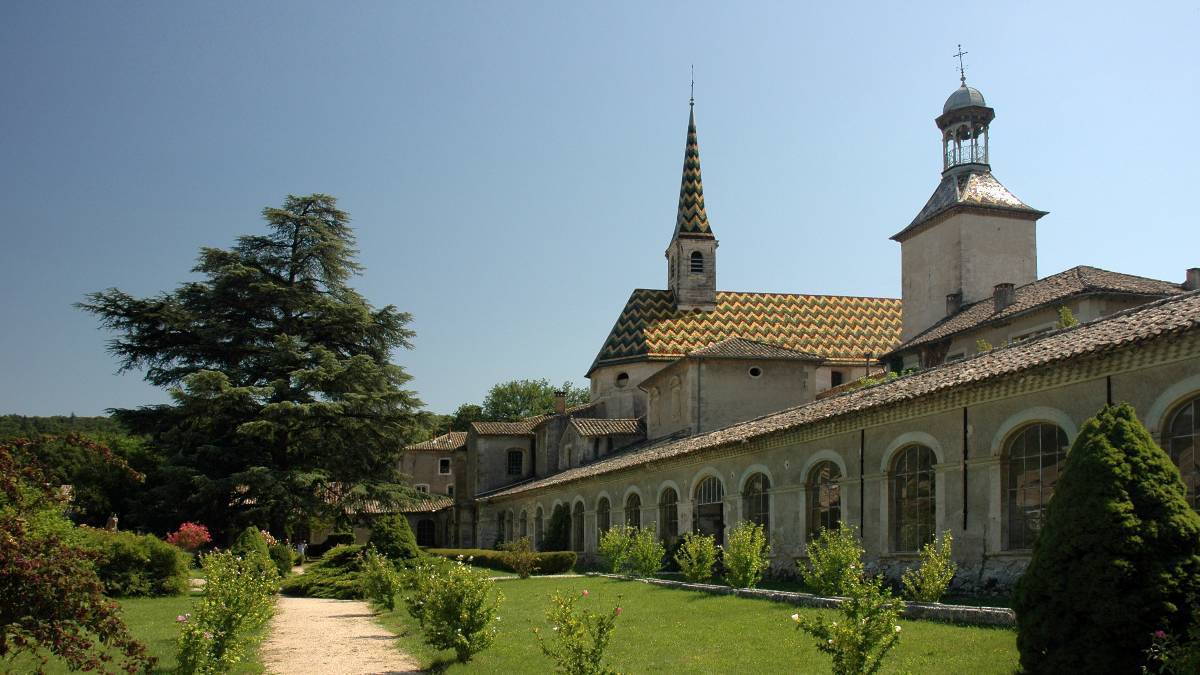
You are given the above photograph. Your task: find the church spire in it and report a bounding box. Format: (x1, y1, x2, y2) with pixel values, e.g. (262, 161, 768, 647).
(674, 99, 714, 239)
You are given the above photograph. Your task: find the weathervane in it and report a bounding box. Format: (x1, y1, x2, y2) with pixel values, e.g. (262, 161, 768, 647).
(954, 44, 969, 85)
(690, 64, 695, 106)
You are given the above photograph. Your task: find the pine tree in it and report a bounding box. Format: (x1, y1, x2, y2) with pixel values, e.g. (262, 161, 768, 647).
(78, 194, 423, 540)
(1014, 404, 1200, 673)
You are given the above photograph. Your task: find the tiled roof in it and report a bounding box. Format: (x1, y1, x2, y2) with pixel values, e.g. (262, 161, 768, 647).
(675, 104, 713, 238)
(889, 266, 1183, 355)
(488, 290, 1200, 500)
(404, 432, 468, 452)
(471, 402, 599, 437)
(571, 418, 643, 437)
(357, 495, 454, 514)
(689, 336, 823, 361)
(892, 170, 1045, 241)
(590, 290, 902, 373)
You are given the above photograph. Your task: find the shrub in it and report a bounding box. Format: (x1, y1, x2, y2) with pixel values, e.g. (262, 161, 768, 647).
(501, 536, 539, 578)
(269, 543, 294, 578)
(166, 522, 212, 552)
(307, 531, 355, 558)
(723, 521, 770, 589)
(403, 556, 502, 662)
(800, 523, 864, 597)
(534, 589, 622, 675)
(368, 514, 421, 561)
(793, 573, 904, 675)
(425, 548, 576, 575)
(597, 527, 633, 574)
(674, 531, 718, 583)
(1015, 404, 1200, 673)
(543, 504, 572, 551)
(1145, 605, 1200, 675)
(361, 547, 402, 611)
(76, 526, 191, 597)
(400, 556, 453, 625)
(901, 530, 955, 603)
(177, 550, 279, 674)
(231, 526, 276, 579)
(280, 544, 366, 599)
(625, 527, 665, 578)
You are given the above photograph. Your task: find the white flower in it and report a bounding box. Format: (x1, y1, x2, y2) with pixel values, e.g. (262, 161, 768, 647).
(790, 613, 799, 621)
(894, 625, 902, 633)
(827, 639, 834, 644)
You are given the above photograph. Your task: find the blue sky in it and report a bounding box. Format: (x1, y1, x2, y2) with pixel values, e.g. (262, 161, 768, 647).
(2, 1, 1197, 416)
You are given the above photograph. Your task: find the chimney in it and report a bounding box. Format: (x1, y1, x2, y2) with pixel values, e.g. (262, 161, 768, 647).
(553, 390, 566, 415)
(1185, 268, 1200, 291)
(993, 283, 1015, 313)
(946, 291, 963, 316)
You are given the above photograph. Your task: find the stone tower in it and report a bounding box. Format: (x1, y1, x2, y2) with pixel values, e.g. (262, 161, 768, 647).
(892, 77, 1047, 341)
(666, 99, 718, 312)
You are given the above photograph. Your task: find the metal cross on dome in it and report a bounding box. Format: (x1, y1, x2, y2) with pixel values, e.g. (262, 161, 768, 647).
(954, 44, 969, 84)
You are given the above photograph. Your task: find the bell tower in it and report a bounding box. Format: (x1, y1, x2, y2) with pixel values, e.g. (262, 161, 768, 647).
(666, 96, 718, 312)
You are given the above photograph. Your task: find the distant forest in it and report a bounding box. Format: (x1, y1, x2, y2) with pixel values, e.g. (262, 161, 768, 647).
(0, 414, 125, 439)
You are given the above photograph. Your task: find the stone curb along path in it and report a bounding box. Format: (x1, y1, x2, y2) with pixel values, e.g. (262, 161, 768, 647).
(586, 573, 1016, 627)
(261, 596, 423, 675)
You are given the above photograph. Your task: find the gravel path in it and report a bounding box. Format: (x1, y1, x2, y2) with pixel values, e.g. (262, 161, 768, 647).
(261, 597, 421, 674)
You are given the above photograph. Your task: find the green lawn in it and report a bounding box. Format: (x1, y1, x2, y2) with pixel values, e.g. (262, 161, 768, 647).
(5, 594, 264, 674)
(375, 576, 1018, 674)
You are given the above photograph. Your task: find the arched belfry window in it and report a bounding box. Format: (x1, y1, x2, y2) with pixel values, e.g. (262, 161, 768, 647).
(625, 493, 642, 528)
(806, 461, 842, 541)
(689, 251, 704, 273)
(890, 445, 936, 552)
(1166, 395, 1200, 510)
(1004, 423, 1069, 549)
(742, 473, 771, 536)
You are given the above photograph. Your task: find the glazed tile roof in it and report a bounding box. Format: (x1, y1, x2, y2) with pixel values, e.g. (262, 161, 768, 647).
(892, 170, 1045, 241)
(688, 336, 823, 360)
(889, 266, 1183, 355)
(571, 418, 644, 437)
(589, 290, 902, 373)
(675, 104, 713, 239)
(488, 290, 1200, 500)
(471, 402, 599, 437)
(404, 432, 468, 452)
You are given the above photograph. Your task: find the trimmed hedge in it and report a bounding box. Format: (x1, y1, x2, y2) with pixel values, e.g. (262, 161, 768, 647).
(426, 548, 576, 575)
(76, 527, 190, 597)
(269, 543, 294, 578)
(307, 532, 355, 558)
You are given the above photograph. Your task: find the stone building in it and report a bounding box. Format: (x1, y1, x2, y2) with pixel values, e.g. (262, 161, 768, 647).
(442, 75, 1200, 590)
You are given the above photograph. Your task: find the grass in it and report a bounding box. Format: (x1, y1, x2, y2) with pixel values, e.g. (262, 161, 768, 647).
(375, 576, 1018, 674)
(4, 593, 265, 674)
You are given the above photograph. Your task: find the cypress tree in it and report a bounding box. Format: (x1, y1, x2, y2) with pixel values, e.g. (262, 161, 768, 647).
(1014, 403, 1200, 673)
(368, 514, 421, 560)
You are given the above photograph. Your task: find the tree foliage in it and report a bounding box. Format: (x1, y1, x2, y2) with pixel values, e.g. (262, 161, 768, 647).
(78, 194, 424, 540)
(481, 379, 589, 422)
(1014, 404, 1200, 673)
(368, 514, 421, 561)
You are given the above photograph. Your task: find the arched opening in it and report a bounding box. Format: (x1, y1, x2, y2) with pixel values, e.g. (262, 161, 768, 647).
(572, 502, 585, 552)
(890, 445, 936, 552)
(416, 518, 436, 547)
(1165, 395, 1200, 510)
(596, 497, 611, 538)
(742, 473, 771, 538)
(519, 510, 528, 539)
(505, 509, 515, 543)
(806, 461, 842, 541)
(658, 487, 679, 545)
(615, 372, 629, 388)
(534, 506, 544, 549)
(1004, 422, 1069, 549)
(625, 492, 642, 528)
(689, 250, 704, 273)
(693, 475, 725, 546)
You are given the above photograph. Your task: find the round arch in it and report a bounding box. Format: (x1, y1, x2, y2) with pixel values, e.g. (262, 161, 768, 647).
(737, 464, 776, 494)
(572, 495, 587, 509)
(689, 467, 726, 498)
(655, 480, 682, 503)
(990, 406, 1077, 457)
(880, 431, 945, 472)
(595, 490, 614, 510)
(1146, 374, 1200, 436)
(800, 450, 849, 481)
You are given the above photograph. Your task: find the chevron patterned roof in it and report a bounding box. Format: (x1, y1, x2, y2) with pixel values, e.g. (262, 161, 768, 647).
(589, 289, 903, 373)
(674, 104, 713, 238)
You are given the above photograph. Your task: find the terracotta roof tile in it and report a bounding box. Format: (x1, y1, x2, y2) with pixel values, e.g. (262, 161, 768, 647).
(404, 432, 468, 451)
(590, 290, 902, 373)
(471, 402, 600, 436)
(688, 336, 824, 360)
(571, 418, 644, 437)
(489, 290, 1200, 500)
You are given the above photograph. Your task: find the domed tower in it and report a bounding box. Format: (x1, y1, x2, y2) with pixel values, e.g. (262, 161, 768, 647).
(892, 60, 1047, 343)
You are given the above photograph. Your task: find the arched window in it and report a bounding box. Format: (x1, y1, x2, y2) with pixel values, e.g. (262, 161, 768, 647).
(506, 510, 515, 543)
(1005, 423, 1069, 549)
(693, 475, 725, 545)
(742, 473, 771, 536)
(496, 511, 507, 545)
(572, 502, 585, 552)
(806, 461, 842, 541)
(1165, 396, 1200, 510)
(597, 497, 611, 537)
(507, 450, 524, 476)
(659, 488, 679, 543)
(416, 518, 436, 547)
(689, 251, 704, 273)
(890, 444, 936, 552)
(625, 493, 642, 528)
(534, 507, 544, 549)
(519, 510, 528, 539)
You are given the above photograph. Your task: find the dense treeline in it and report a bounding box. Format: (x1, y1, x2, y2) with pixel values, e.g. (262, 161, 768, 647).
(0, 414, 125, 439)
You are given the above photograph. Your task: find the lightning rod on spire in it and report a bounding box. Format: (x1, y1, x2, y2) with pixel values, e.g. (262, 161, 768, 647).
(690, 64, 695, 106)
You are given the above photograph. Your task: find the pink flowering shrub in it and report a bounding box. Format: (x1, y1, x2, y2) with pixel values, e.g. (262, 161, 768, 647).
(534, 589, 622, 675)
(166, 522, 212, 552)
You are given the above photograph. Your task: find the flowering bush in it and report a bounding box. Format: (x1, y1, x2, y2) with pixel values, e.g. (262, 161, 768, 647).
(793, 573, 904, 675)
(402, 556, 502, 662)
(901, 530, 956, 603)
(501, 536, 539, 578)
(674, 531, 718, 583)
(166, 522, 212, 552)
(176, 550, 280, 674)
(259, 529, 278, 547)
(800, 523, 864, 597)
(361, 547, 402, 611)
(1144, 613, 1200, 675)
(723, 522, 770, 589)
(597, 527, 633, 574)
(534, 589, 622, 675)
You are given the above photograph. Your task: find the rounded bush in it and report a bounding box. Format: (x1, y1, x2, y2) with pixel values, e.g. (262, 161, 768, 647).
(76, 527, 190, 597)
(368, 514, 421, 561)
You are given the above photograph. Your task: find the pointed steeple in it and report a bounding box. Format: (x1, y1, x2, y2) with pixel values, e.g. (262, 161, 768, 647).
(674, 102, 714, 239)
